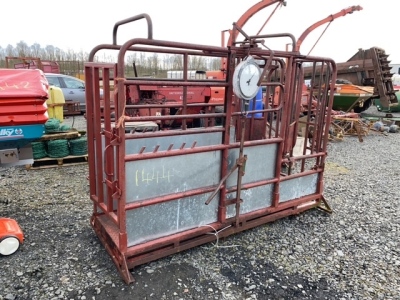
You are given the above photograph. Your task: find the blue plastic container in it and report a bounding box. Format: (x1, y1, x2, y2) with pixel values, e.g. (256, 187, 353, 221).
(247, 87, 263, 118)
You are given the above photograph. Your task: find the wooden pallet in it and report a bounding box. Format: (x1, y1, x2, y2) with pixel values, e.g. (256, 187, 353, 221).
(26, 155, 88, 170)
(39, 131, 81, 141)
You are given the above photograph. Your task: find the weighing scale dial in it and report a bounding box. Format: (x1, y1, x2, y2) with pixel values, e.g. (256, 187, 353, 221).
(232, 56, 262, 100)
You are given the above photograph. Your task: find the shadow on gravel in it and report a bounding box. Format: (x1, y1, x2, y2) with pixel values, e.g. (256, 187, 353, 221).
(77, 258, 345, 300)
(76, 262, 221, 300)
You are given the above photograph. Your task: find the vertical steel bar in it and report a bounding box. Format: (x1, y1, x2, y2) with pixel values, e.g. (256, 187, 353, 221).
(218, 51, 236, 223)
(114, 75, 127, 252)
(84, 65, 97, 214)
(235, 117, 246, 227)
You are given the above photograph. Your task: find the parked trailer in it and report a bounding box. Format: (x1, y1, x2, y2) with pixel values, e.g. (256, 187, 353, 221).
(85, 1, 337, 283)
(5, 56, 60, 74)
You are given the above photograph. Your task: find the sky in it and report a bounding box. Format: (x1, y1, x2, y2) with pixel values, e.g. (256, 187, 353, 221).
(1, 0, 399, 64)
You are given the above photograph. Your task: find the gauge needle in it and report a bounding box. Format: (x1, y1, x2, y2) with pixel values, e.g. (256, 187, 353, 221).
(246, 70, 256, 85)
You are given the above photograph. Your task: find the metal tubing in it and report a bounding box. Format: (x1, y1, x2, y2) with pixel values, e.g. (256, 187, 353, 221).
(85, 23, 336, 284)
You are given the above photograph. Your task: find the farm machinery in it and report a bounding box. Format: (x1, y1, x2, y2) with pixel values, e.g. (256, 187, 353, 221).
(5, 56, 60, 74)
(0, 68, 49, 255)
(0, 68, 49, 168)
(83, 0, 364, 283)
(302, 46, 400, 140)
(302, 47, 399, 113)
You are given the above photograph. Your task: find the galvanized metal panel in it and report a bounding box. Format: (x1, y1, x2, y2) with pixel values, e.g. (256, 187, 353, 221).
(126, 193, 219, 246)
(226, 183, 274, 218)
(124, 130, 235, 202)
(226, 144, 278, 187)
(125, 151, 222, 202)
(279, 173, 319, 202)
(125, 129, 234, 154)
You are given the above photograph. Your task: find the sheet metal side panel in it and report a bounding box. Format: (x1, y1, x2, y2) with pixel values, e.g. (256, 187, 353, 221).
(123, 130, 228, 246)
(226, 144, 278, 187)
(126, 193, 219, 246)
(225, 174, 319, 218)
(224, 144, 277, 218)
(125, 151, 221, 202)
(226, 184, 274, 218)
(279, 173, 319, 202)
(124, 130, 232, 202)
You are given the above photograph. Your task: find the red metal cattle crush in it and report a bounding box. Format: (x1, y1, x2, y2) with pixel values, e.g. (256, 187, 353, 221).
(84, 4, 337, 283)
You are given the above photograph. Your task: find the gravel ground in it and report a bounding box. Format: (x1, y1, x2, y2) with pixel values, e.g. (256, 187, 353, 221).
(1, 113, 400, 300)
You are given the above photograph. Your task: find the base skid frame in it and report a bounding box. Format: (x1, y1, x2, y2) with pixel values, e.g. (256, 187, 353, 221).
(91, 198, 324, 284)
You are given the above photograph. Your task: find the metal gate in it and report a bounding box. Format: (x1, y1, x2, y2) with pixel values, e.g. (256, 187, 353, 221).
(84, 13, 336, 283)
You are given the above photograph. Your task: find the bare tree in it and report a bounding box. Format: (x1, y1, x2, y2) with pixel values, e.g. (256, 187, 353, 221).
(172, 54, 183, 70)
(5, 44, 16, 57)
(208, 57, 222, 71)
(45, 45, 56, 60)
(54, 47, 64, 61)
(0, 47, 5, 67)
(0, 41, 222, 76)
(16, 41, 30, 57)
(162, 54, 170, 70)
(30, 43, 42, 57)
(149, 53, 159, 76)
(189, 56, 206, 71)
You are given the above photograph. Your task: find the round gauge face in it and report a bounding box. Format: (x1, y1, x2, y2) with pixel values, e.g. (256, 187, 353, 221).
(233, 58, 261, 100)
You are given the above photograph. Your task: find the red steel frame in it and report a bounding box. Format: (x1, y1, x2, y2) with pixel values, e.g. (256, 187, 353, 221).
(84, 6, 337, 284)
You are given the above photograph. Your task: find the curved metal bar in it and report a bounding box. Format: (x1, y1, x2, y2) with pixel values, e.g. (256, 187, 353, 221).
(89, 44, 121, 62)
(112, 13, 153, 46)
(88, 44, 226, 63)
(228, 0, 286, 46)
(116, 38, 228, 78)
(295, 5, 363, 52)
(246, 33, 297, 52)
